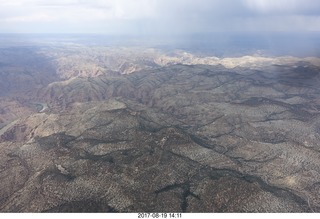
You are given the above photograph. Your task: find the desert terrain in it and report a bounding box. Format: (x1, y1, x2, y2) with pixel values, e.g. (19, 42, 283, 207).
(0, 43, 320, 212)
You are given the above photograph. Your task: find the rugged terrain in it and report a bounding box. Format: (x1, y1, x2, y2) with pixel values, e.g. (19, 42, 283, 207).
(1, 45, 320, 212)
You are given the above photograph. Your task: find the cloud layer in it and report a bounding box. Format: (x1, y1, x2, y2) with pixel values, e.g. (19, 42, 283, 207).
(0, 0, 319, 33)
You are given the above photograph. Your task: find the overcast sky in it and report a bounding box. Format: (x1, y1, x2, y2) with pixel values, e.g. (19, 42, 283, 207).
(0, 0, 320, 34)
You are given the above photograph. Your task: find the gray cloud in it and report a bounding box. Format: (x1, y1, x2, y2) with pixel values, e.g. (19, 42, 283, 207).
(244, 0, 320, 15)
(0, 0, 319, 33)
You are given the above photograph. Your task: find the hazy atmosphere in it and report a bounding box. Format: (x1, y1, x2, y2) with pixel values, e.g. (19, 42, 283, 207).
(1, 0, 320, 214)
(0, 0, 320, 34)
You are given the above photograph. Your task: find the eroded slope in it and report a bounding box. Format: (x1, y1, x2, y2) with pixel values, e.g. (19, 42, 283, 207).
(1, 63, 320, 212)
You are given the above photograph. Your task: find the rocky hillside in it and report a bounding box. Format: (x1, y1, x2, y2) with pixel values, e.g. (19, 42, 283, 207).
(1, 61, 320, 212)
(0, 47, 58, 98)
(1, 45, 320, 101)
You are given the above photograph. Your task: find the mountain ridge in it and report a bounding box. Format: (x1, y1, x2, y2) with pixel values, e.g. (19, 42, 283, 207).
(1, 46, 320, 212)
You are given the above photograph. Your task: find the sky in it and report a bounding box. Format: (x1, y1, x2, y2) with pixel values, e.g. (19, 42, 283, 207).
(0, 0, 320, 34)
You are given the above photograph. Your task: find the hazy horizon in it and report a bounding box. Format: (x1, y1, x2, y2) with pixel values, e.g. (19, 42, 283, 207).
(0, 0, 320, 57)
(0, 31, 319, 57)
